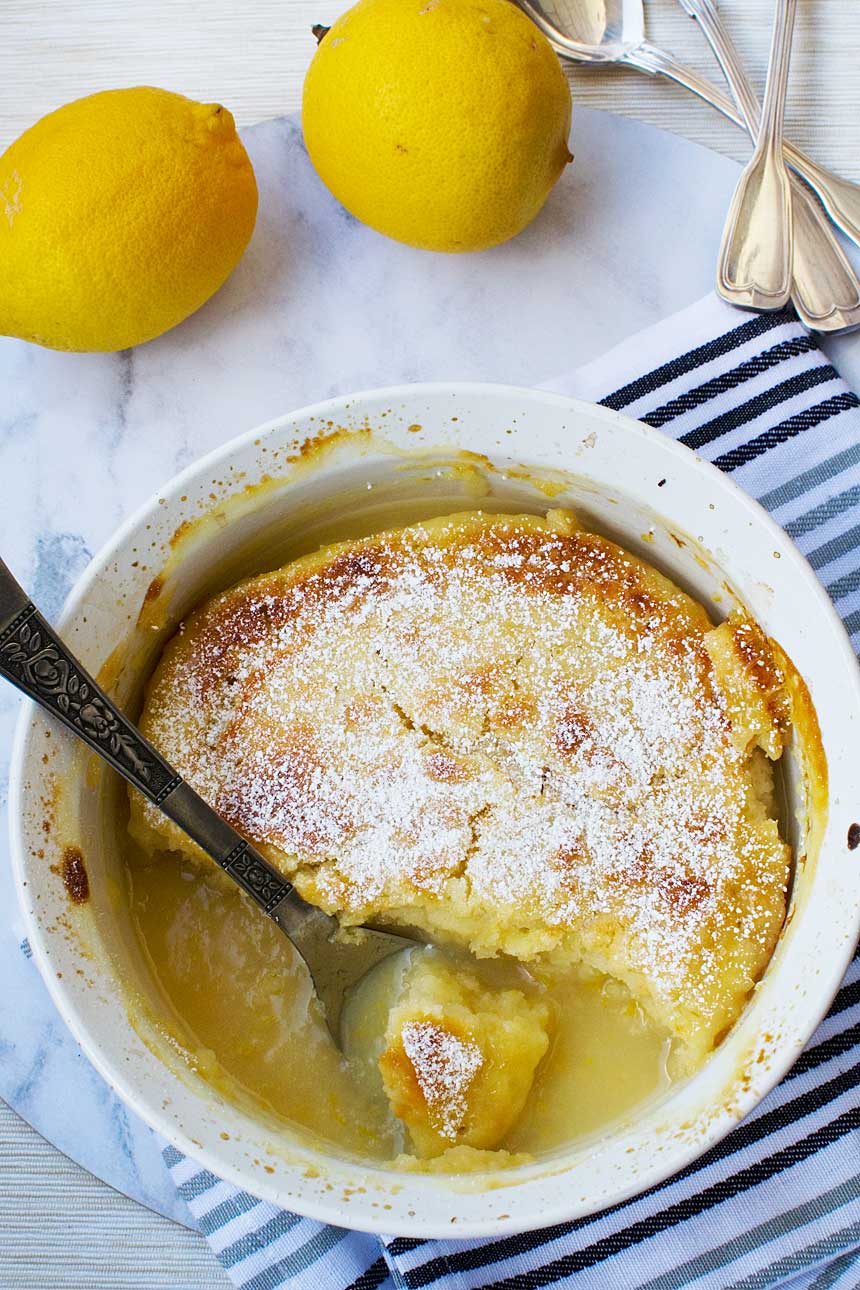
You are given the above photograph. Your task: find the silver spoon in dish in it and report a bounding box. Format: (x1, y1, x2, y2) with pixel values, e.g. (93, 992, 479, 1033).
(0, 556, 418, 1041)
(516, 0, 860, 256)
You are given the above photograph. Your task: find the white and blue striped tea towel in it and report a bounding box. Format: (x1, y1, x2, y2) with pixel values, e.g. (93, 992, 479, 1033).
(162, 292, 860, 1290)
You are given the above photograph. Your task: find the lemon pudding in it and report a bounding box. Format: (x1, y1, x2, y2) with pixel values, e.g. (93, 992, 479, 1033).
(128, 508, 795, 1165)
(375, 951, 550, 1157)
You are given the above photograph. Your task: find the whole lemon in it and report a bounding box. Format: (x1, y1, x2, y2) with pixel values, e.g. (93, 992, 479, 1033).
(0, 88, 258, 351)
(302, 0, 572, 252)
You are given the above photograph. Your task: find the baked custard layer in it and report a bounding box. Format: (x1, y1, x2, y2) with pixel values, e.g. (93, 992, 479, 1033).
(131, 509, 792, 1073)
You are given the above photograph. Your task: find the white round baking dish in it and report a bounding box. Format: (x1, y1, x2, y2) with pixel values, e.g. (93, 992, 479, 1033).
(9, 384, 860, 1238)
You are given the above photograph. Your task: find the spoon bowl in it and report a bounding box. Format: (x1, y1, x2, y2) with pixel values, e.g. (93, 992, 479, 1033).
(519, 0, 643, 60)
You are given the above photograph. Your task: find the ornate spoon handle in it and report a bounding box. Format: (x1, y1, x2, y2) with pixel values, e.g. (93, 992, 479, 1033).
(0, 556, 294, 916)
(715, 0, 797, 311)
(677, 0, 860, 333)
(675, 0, 860, 251)
(621, 41, 860, 251)
(518, 0, 860, 253)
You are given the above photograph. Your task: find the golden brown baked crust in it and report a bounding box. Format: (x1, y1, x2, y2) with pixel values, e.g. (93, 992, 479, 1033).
(130, 510, 793, 1069)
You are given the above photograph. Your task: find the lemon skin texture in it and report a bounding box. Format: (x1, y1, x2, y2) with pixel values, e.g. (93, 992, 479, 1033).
(0, 87, 258, 351)
(302, 0, 573, 253)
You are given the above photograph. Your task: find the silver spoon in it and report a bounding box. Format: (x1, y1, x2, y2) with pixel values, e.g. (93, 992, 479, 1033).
(517, 0, 860, 253)
(0, 556, 417, 1041)
(680, 0, 860, 332)
(715, 0, 796, 311)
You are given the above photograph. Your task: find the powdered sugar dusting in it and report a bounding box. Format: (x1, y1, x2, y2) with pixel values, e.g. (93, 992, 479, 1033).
(138, 512, 790, 1059)
(401, 1021, 483, 1140)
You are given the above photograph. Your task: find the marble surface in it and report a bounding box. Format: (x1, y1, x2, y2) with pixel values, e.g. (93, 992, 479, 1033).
(2, 107, 859, 1227)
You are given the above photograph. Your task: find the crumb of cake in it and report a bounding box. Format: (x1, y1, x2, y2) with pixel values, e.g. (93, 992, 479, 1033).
(378, 954, 550, 1157)
(130, 508, 793, 1071)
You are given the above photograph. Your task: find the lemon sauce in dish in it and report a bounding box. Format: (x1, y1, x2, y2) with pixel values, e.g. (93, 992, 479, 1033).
(127, 850, 672, 1165)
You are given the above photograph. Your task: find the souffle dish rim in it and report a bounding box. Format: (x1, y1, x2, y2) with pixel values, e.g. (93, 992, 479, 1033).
(9, 383, 860, 1238)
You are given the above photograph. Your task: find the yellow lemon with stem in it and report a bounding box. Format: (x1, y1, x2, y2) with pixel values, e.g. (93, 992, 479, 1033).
(302, 0, 572, 253)
(0, 87, 258, 352)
